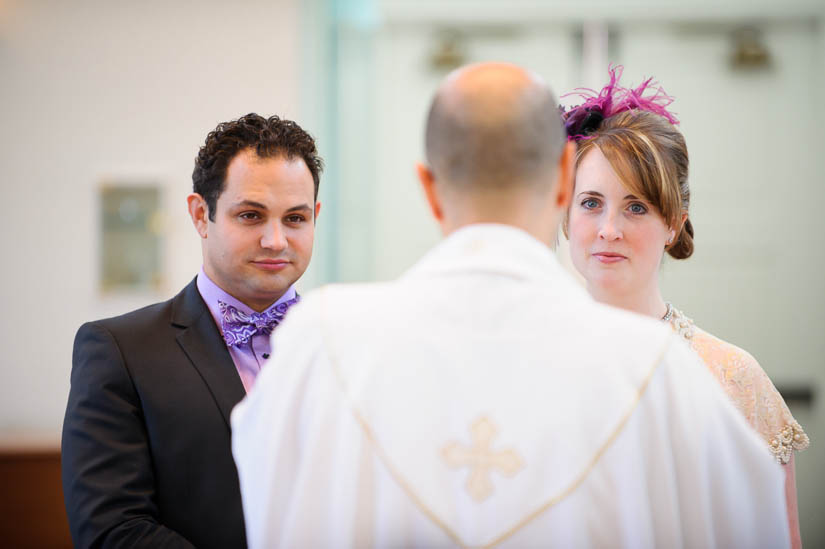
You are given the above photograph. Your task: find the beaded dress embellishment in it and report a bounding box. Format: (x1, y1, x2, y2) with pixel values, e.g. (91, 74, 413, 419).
(662, 302, 695, 341)
(664, 303, 809, 464)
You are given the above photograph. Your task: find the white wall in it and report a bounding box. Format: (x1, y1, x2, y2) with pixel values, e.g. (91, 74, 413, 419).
(379, 0, 825, 23)
(0, 0, 305, 442)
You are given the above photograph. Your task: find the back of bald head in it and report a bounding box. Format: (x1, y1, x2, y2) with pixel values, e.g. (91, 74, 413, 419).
(425, 63, 565, 191)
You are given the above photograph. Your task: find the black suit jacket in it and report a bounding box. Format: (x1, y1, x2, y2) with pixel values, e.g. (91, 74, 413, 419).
(62, 278, 248, 548)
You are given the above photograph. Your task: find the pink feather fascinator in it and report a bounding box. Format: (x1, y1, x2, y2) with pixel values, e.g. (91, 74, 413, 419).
(560, 65, 679, 141)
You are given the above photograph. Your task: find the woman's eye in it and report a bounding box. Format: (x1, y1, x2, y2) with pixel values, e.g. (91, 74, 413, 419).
(628, 203, 647, 215)
(581, 199, 600, 209)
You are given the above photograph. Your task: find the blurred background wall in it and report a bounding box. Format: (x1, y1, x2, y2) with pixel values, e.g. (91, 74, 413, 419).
(1, 0, 823, 545)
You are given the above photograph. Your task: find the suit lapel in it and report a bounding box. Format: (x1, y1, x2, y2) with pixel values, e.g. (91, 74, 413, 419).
(172, 278, 246, 428)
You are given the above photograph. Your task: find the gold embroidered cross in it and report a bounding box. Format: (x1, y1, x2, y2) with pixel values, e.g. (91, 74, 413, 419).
(441, 416, 525, 502)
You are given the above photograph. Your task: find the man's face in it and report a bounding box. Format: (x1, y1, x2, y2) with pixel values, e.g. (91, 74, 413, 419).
(196, 149, 320, 311)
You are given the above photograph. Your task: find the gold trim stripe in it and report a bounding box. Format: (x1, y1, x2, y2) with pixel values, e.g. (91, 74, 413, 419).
(319, 286, 671, 548)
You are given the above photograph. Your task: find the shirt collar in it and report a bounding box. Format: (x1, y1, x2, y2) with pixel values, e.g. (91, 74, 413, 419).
(403, 223, 571, 283)
(196, 266, 297, 335)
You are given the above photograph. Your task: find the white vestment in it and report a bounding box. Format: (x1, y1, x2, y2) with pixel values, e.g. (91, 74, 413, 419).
(232, 224, 789, 549)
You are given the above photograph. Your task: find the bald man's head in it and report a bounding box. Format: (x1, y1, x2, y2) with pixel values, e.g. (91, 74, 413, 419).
(425, 63, 565, 191)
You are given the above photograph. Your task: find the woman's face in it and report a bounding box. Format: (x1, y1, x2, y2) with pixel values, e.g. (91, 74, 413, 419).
(568, 147, 673, 299)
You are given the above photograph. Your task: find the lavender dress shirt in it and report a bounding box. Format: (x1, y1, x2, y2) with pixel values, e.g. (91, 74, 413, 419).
(197, 267, 297, 393)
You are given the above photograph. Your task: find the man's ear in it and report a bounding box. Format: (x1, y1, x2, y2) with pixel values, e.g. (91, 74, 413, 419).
(187, 193, 210, 238)
(554, 141, 576, 209)
(416, 163, 444, 223)
(314, 201, 322, 223)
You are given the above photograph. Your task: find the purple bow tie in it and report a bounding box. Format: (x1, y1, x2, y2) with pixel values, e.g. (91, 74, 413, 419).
(218, 296, 300, 347)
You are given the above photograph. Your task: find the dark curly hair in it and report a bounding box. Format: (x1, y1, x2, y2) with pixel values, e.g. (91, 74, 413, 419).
(193, 113, 323, 221)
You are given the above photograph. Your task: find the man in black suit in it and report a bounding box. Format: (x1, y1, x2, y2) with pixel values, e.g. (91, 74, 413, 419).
(62, 113, 323, 548)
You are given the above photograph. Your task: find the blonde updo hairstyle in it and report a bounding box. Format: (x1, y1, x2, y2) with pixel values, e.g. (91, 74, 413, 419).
(568, 110, 694, 260)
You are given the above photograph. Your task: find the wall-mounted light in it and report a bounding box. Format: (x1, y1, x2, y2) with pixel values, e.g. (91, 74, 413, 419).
(429, 29, 466, 71)
(731, 27, 771, 70)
